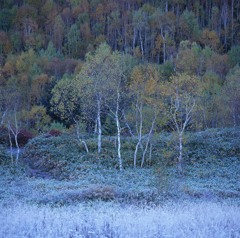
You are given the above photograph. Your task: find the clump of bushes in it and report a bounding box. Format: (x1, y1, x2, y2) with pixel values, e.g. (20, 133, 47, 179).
(185, 127, 240, 161)
(22, 134, 79, 179)
(83, 185, 116, 201)
(0, 144, 10, 165)
(18, 129, 34, 146)
(0, 126, 8, 144)
(48, 129, 62, 137)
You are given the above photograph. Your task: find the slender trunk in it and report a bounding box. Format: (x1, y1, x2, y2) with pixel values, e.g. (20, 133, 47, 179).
(139, 31, 144, 61)
(74, 119, 89, 153)
(94, 119, 97, 134)
(115, 90, 122, 171)
(14, 133, 20, 165)
(8, 127, 13, 165)
(163, 41, 166, 63)
(97, 98, 102, 154)
(116, 111, 122, 171)
(231, 0, 234, 45)
(8, 112, 20, 165)
(141, 114, 156, 168)
(148, 143, 153, 166)
(13, 112, 19, 165)
(160, 29, 166, 63)
(1, 110, 7, 125)
(165, 0, 168, 12)
(122, 111, 134, 137)
(144, 28, 147, 59)
(133, 27, 136, 49)
(124, 24, 127, 52)
(134, 140, 141, 168)
(178, 133, 183, 173)
(134, 102, 143, 168)
(232, 105, 236, 127)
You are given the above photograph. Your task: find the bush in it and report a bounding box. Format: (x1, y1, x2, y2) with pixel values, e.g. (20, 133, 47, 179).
(48, 129, 62, 137)
(83, 185, 116, 201)
(18, 129, 34, 146)
(0, 144, 10, 165)
(0, 126, 8, 144)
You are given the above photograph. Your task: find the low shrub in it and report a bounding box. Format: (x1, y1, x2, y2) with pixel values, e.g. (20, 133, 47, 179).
(0, 144, 10, 165)
(0, 126, 8, 144)
(48, 129, 62, 137)
(18, 129, 34, 146)
(83, 185, 116, 201)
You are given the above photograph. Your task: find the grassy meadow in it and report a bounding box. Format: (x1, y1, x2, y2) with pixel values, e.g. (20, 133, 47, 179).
(0, 127, 239, 237)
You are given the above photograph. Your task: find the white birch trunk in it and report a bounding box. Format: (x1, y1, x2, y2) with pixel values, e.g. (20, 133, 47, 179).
(116, 110, 122, 171)
(8, 112, 20, 165)
(97, 97, 102, 154)
(134, 102, 143, 168)
(178, 133, 183, 173)
(116, 90, 123, 170)
(73, 118, 89, 153)
(8, 127, 13, 165)
(141, 114, 156, 168)
(139, 31, 144, 61)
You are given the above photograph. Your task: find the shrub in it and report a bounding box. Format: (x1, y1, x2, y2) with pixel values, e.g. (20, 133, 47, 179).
(0, 126, 8, 144)
(48, 129, 62, 137)
(83, 185, 116, 201)
(0, 144, 10, 165)
(18, 129, 34, 146)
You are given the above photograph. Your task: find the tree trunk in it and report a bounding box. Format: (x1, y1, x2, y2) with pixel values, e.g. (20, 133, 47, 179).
(133, 27, 136, 49)
(97, 98, 102, 154)
(116, 111, 122, 171)
(134, 140, 141, 168)
(74, 119, 89, 153)
(139, 31, 144, 61)
(148, 143, 153, 166)
(8, 112, 20, 165)
(14, 133, 20, 165)
(134, 102, 143, 168)
(178, 133, 183, 173)
(115, 91, 123, 171)
(141, 114, 156, 168)
(8, 127, 13, 165)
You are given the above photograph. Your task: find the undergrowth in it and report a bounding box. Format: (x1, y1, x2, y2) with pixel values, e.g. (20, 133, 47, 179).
(0, 127, 239, 205)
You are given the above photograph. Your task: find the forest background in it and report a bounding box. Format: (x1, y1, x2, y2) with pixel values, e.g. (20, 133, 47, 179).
(0, 0, 240, 169)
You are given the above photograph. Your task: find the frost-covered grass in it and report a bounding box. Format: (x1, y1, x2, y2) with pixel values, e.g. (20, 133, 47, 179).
(0, 201, 239, 238)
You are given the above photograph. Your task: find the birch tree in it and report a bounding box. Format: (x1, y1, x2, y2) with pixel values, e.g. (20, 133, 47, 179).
(4, 90, 22, 165)
(75, 43, 112, 154)
(103, 52, 135, 170)
(165, 73, 199, 173)
(129, 64, 163, 168)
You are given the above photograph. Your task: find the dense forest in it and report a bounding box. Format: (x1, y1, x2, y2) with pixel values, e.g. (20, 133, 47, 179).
(0, 2, 240, 236)
(0, 0, 240, 164)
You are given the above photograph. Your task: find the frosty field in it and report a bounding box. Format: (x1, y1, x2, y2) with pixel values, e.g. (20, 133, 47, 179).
(0, 201, 240, 238)
(0, 128, 239, 237)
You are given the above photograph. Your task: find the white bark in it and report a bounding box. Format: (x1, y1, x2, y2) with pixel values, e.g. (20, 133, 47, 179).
(116, 107, 122, 170)
(139, 31, 144, 61)
(148, 143, 153, 165)
(8, 127, 13, 165)
(134, 102, 143, 168)
(108, 82, 123, 171)
(97, 97, 102, 154)
(122, 110, 134, 137)
(7, 111, 20, 165)
(178, 133, 183, 173)
(1, 110, 7, 125)
(141, 113, 156, 168)
(73, 118, 89, 153)
(170, 93, 196, 173)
